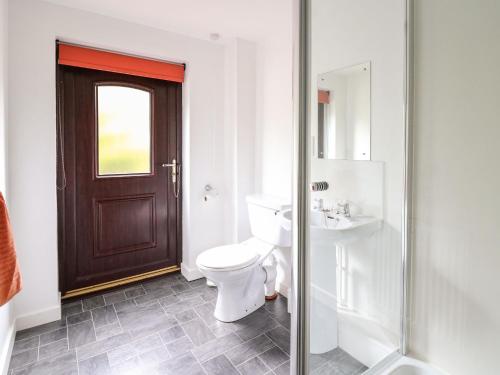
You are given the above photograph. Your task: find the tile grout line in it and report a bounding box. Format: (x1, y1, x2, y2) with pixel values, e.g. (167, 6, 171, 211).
(75, 324, 80, 375)
(66, 314, 70, 365)
(86, 308, 99, 360)
(193, 356, 209, 375)
(197, 331, 277, 369)
(227, 335, 279, 369)
(263, 332, 289, 357)
(111, 302, 124, 334)
(10, 334, 40, 357)
(157, 328, 174, 359)
(235, 352, 273, 374)
(11, 324, 79, 373)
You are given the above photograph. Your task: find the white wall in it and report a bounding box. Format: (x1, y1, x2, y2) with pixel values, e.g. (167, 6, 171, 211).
(310, 0, 405, 352)
(223, 32, 294, 296)
(8, 0, 228, 325)
(0, 0, 16, 373)
(311, 160, 383, 219)
(0, 0, 6, 198)
(223, 39, 257, 244)
(255, 30, 294, 295)
(255, 36, 294, 201)
(410, 1, 500, 374)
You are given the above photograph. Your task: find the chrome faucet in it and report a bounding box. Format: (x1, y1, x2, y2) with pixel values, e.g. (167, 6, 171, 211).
(335, 202, 351, 217)
(312, 198, 324, 211)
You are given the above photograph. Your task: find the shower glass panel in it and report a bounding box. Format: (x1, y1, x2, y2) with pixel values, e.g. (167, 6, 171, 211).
(300, 0, 406, 373)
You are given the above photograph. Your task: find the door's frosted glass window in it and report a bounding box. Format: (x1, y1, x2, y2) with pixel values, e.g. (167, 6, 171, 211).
(97, 85, 151, 176)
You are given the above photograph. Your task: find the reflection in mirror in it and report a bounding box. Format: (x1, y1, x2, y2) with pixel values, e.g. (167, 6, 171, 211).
(317, 62, 371, 160)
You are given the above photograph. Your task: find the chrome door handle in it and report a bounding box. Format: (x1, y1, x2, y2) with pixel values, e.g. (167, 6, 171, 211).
(161, 159, 181, 198)
(161, 159, 178, 183)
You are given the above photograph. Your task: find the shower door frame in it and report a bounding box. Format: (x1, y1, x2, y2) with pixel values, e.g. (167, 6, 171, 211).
(290, 0, 414, 373)
(290, 0, 311, 373)
(400, 0, 414, 357)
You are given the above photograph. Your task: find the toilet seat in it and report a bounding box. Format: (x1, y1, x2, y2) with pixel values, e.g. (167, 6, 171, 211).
(197, 244, 259, 271)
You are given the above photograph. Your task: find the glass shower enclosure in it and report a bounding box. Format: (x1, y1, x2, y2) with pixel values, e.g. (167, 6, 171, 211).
(291, 0, 410, 373)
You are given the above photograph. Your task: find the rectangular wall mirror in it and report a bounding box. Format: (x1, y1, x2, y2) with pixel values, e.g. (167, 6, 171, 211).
(317, 62, 371, 160)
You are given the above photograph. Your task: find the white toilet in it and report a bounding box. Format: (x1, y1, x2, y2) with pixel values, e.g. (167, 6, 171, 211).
(196, 195, 291, 322)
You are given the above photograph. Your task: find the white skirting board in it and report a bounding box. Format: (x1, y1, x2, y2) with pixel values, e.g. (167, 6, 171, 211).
(276, 281, 290, 298)
(0, 323, 15, 375)
(0, 303, 61, 374)
(180, 262, 203, 281)
(15, 304, 61, 332)
(337, 309, 395, 368)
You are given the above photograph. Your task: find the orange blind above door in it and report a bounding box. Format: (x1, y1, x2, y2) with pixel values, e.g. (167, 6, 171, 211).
(58, 43, 184, 83)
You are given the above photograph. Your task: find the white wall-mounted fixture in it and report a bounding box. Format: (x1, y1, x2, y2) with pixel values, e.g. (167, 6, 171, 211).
(209, 33, 220, 41)
(203, 184, 219, 202)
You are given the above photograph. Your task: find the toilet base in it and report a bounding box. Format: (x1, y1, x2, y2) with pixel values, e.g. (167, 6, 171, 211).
(212, 265, 267, 322)
(215, 297, 264, 322)
(265, 292, 278, 301)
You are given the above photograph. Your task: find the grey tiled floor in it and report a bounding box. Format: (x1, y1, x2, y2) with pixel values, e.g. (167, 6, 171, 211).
(8, 272, 367, 375)
(310, 350, 367, 374)
(8, 273, 292, 375)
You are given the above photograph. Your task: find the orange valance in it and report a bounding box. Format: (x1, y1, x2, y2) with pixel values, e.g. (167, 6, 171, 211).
(318, 90, 330, 104)
(58, 43, 184, 83)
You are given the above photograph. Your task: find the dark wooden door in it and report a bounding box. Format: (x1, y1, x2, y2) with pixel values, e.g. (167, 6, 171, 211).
(57, 66, 182, 295)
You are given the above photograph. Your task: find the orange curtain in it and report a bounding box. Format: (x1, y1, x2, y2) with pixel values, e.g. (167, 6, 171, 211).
(318, 90, 330, 104)
(58, 43, 185, 83)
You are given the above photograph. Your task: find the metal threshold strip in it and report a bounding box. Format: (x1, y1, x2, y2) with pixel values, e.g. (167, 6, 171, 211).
(61, 265, 180, 299)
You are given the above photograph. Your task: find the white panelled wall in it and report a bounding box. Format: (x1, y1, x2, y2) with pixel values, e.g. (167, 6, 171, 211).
(410, 1, 500, 374)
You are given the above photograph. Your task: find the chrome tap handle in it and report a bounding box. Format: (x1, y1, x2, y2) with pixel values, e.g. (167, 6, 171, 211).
(336, 202, 351, 217)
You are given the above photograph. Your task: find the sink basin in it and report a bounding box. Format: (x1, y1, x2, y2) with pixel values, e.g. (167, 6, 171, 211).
(311, 211, 381, 245)
(280, 209, 381, 246)
(281, 209, 293, 231)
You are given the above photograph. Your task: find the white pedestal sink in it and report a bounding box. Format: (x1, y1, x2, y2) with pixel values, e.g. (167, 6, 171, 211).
(280, 209, 382, 354)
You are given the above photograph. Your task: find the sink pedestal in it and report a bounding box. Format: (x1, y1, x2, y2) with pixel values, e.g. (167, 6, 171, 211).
(310, 238, 339, 354)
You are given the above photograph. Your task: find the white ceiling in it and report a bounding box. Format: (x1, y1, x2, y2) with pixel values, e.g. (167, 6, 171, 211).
(42, 0, 292, 42)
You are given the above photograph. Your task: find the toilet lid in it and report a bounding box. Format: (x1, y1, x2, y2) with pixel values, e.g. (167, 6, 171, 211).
(196, 244, 260, 271)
